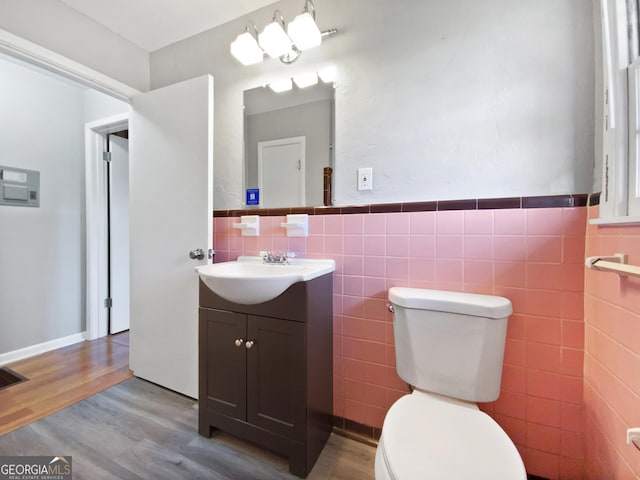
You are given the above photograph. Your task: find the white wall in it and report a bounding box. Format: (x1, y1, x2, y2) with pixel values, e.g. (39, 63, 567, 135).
(0, 0, 149, 92)
(150, 0, 596, 209)
(0, 56, 129, 356)
(84, 89, 131, 123)
(0, 58, 86, 354)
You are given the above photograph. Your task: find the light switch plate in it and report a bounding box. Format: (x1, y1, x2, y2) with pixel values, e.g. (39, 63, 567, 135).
(358, 167, 373, 191)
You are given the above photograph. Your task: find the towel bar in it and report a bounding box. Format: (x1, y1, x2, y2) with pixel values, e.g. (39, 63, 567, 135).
(585, 253, 640, 278)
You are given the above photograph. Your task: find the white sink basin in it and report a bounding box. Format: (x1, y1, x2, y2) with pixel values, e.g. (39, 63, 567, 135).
(195, 256, 335, 305)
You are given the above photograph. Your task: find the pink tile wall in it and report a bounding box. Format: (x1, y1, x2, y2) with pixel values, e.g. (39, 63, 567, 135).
(584, 206, 640, 479)
(213, 206, 588, 479)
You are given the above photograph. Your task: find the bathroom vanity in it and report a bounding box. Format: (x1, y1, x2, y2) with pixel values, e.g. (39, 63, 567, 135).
(198, 272, 333, 477)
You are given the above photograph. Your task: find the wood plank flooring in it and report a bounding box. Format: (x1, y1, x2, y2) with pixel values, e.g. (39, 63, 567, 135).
(0, 377, 376, 479)
(0, 332, 376, 478)
(0, 333, 132, 436)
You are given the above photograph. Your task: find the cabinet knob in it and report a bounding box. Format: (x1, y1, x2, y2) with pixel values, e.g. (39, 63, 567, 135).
(234, 338, 245, 347)
(245, 340, 255, 349)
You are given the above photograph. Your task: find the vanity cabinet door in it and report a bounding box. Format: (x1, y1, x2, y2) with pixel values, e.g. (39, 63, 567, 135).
(246, 315, 306, 442)
(200, 308, 247, 420)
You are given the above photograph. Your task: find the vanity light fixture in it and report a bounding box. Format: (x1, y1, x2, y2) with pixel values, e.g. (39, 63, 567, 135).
(269, 78, 293, 93)
(230, 22, 264, 66)
(293, 72, 318, 88)
(287, 0, 322, 51)
(230, 0, 337, 66)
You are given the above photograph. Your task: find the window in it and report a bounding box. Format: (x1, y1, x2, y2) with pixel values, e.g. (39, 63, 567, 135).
(596, 0, 640, 223)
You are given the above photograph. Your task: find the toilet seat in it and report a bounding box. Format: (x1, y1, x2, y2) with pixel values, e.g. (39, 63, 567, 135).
(376, 391, 526, 480)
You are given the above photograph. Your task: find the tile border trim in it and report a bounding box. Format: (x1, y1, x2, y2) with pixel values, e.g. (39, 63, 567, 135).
(214, 193, 592, 217)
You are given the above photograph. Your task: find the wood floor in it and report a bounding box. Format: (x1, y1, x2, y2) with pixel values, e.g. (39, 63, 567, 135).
(0, 378, 376, 479)
(0, 333, 376, 479)
(0, 333, 132, 436)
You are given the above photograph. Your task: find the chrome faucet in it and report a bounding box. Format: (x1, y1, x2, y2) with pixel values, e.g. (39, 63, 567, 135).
(262, 251, 295, 264)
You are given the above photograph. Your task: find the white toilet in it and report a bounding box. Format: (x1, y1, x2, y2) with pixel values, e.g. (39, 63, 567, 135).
(375, 287, 527, 480)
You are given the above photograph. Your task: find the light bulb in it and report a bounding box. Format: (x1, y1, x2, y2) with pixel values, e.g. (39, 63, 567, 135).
(230, 31, 263, 65)
(259, 21, 293, 58)
(318, 66, 337, 83)
(269, 78, 293, 92)
(293, 72, 318, 88)
(287, 11, 322, 50)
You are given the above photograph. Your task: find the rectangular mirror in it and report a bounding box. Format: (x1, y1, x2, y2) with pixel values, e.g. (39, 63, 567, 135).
(243, 80, 334, 208)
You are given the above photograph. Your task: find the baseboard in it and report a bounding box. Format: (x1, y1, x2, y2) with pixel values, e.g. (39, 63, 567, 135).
(332, 415, 381, 447)
(0, 332, 87, 366)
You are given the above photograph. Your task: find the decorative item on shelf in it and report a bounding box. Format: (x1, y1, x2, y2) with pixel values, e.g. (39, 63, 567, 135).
(233, 215, 260, 236)
(230, 0, 337, 66)
(281, 214, 309, 237)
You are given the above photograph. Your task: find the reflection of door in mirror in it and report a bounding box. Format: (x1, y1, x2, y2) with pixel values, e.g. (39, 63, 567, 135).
(258, 137, 305, 208)
(244, 82, 334, 207)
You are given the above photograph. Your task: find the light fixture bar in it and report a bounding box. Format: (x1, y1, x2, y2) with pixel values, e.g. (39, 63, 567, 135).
(230, 0, 338, 66)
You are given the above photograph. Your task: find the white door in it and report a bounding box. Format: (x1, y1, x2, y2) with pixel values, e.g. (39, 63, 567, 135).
(129, 75, 213, 399)
(258, 136, 305, 208)
(109, 134, 130, 335)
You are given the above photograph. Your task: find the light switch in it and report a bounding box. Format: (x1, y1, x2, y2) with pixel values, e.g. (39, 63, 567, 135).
(358, 167, 373, 191)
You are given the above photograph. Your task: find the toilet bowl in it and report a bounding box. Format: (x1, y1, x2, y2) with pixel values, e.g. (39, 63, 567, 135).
(375, 287, 526, 479)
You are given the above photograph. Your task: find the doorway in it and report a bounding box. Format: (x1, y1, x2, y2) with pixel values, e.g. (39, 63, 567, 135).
(258, 136, 305, 208)
(85, 113, 130, 340)
(107, 131, 130, 335)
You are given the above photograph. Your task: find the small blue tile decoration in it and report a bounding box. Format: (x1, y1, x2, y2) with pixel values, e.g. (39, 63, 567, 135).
(246, 189, 260, 206)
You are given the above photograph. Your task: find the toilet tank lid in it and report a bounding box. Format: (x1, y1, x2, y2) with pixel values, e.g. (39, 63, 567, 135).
(388, 287, 512, 319)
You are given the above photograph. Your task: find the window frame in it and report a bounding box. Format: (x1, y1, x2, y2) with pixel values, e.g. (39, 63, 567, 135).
(594, 0, 640, 225)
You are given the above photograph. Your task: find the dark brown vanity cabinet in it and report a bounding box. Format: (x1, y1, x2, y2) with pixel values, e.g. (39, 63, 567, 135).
(198, 273, 333, 478)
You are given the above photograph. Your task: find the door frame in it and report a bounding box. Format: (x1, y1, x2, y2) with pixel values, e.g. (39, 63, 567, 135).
(258, 136, 305, 207)
(107, 134, 131, 335)
(0, 28, 139, 341)
(85, 114, 130, 340)
(0, 28, 139, 102)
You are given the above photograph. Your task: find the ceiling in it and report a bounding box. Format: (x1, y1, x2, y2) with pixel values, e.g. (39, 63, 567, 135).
(58, 0, 278, 52)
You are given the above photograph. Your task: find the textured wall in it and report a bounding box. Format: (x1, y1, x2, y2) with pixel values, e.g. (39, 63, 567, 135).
(151, 0, 596, 210)
(213, 204, 587, 478)
(584, 206, 640, 478)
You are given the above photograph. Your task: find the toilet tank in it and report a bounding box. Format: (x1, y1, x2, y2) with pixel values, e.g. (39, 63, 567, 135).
(389, 287, 512, 403)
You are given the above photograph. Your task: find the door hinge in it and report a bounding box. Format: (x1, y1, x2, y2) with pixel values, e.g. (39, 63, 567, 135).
(103, 152, 112, 162)
(104, 298, 113, 308)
